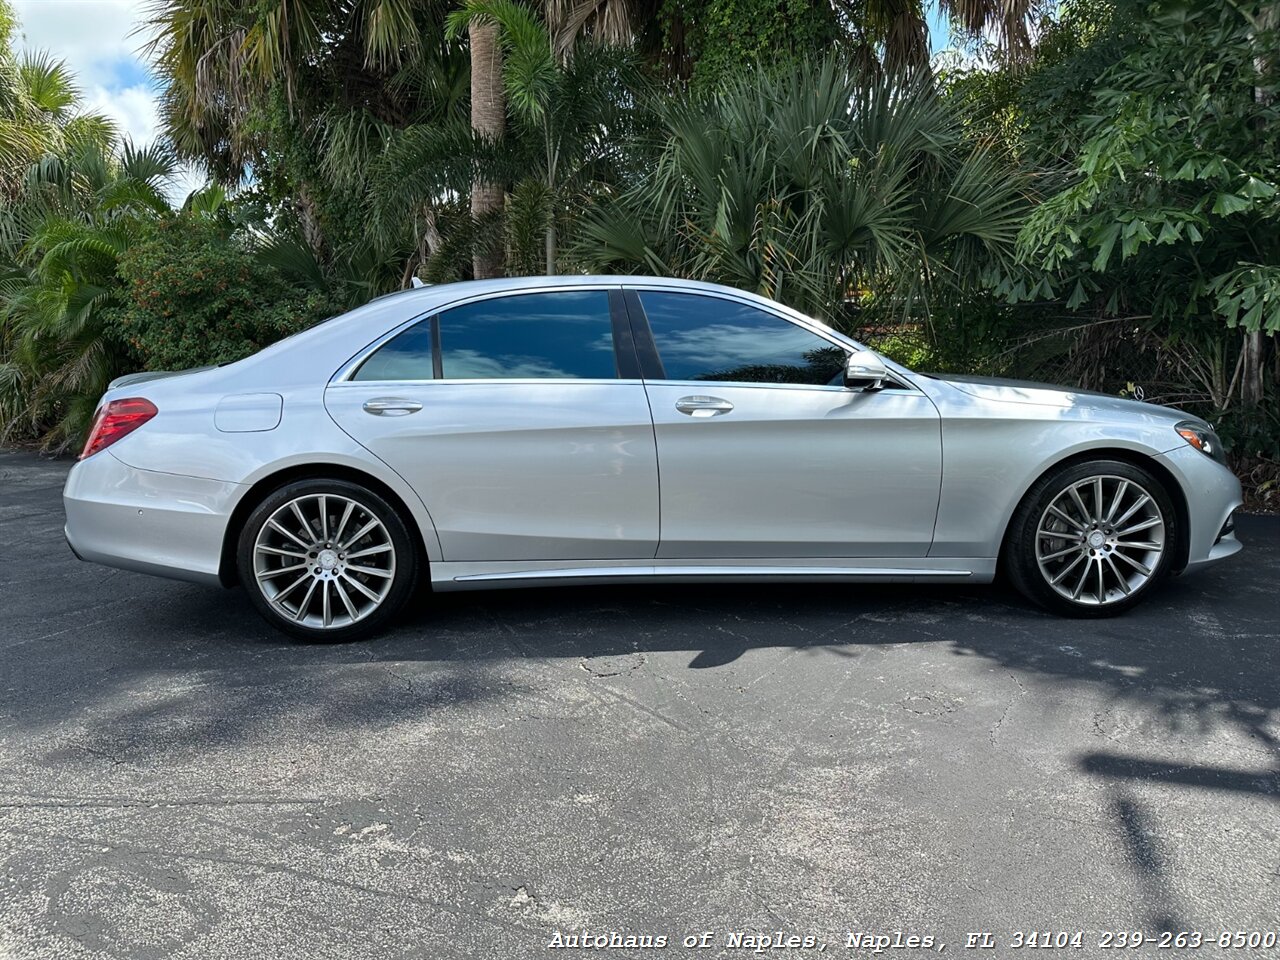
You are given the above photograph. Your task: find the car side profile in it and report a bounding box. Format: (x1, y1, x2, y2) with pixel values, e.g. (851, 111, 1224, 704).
(63, 276, 1243, 641)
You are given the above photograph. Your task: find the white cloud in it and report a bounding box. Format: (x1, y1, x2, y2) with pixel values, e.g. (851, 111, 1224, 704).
(84, 82, 161, 143)
(11, 0, 204, 205)
(12, 0, 151, 89)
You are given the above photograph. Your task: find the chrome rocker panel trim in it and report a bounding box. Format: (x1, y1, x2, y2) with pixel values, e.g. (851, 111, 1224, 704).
(431, 558, 991, 590)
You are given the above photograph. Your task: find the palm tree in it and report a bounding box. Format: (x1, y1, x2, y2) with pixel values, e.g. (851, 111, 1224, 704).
(468, 18, 506, 278)
(446, 0, 640, 275)
(650, 0, 1039, 79)
(0, 139, 179, 446)
(574, 57, 1028, 320)
(836, 0, 1040, 72)
(456, 0, 644, 279)
(144, 0, 468, 265)
(0, 4, 148, 445)
(0, 8, 115, 205)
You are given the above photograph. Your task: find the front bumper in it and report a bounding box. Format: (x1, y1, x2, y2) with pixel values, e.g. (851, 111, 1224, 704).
(1155, 444, 1244, 575)
(64, 451, 243, 586)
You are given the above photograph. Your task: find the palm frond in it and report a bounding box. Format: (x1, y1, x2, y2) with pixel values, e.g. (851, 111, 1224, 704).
(359, 0, 422, 69)
(183, 181, 228, 217)
(447, 0, 559, 123)
(118, 138, 179, 188)
(18, 51, 80, 118)
(573, 57, 1028, 320)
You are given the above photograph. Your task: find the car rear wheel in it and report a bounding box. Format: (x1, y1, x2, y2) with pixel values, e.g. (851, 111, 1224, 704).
(237, 479, 419, 642)
(1005, 459, 1176, 617)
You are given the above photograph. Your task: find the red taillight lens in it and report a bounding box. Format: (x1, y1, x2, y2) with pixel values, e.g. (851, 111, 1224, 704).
(79, 397, 158, 460)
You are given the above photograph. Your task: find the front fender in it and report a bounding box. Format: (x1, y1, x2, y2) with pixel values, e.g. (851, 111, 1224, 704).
(923, 382, 1189, 559)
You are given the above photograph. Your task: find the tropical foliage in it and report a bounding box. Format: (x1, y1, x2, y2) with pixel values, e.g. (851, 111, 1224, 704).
(440, 0, 641, 274)
(575, 58, 1028, 321)
(0, 14, 166, 446)
(938, 0, 1279, 472)
(113, 217, 339, 372)
(0, 0, 1275, 504)
(144, 0, 472, 290)
(1009, 0, 1279, 408)
(0, 0, 339, 446)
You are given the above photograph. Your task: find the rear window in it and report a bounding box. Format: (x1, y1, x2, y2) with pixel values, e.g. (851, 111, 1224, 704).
(352, 320, 434, 382)
(351, 290, 617, 382)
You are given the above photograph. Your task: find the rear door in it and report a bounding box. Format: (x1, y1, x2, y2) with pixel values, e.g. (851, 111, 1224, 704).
(325, 288, 659, 562)
(628, 289, 942, 559)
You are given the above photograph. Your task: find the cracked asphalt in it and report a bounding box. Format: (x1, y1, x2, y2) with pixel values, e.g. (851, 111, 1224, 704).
(1, 448, 1278, 959)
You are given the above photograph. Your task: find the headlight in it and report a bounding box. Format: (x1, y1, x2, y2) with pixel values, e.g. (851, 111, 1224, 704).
(1175, 420, 1227, 465)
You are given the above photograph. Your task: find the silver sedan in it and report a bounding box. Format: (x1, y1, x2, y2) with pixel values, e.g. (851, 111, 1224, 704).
(64, 276, 1243, 641)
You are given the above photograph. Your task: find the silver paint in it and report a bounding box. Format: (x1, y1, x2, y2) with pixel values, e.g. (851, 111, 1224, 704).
(63, 275, 1243, 599)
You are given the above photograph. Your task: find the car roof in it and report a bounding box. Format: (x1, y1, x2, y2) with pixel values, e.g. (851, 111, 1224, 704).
(379, 274, 762, 307)
(228, 274, 883, 390)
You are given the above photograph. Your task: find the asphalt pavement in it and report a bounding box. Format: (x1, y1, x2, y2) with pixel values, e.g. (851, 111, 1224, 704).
(1, 449, 1277, 959)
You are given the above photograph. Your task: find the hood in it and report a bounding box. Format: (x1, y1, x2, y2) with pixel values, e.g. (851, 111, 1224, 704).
(930, 373, 1189, 422)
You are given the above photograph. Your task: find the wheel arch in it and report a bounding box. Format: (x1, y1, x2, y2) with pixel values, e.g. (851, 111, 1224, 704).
(219, 463, 433, 587)
(998, 447, 1191, 576)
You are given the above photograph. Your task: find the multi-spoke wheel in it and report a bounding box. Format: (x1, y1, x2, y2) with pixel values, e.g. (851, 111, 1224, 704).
(237, 479, 418, 641)
(1006, 460, 1177, 617)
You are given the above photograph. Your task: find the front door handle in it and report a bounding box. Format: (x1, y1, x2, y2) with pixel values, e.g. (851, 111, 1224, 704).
(675, 395, 734, 418)
(362, 398, 422, 416)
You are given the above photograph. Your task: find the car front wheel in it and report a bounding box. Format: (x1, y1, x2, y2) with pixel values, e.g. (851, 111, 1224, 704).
(1005, 459, 1177, 617)
(237, 479, 419, 642)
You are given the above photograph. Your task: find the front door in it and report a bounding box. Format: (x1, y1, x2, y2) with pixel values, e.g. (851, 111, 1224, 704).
(325, 288, 659, 562)
(629, 289, 942, 559)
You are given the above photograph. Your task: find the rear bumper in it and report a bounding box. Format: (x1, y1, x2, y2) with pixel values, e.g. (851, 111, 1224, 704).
(63, 451, 242, 586)
(1154, 445, 1244, 575)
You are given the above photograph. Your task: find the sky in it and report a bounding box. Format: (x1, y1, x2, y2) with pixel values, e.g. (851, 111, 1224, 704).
(10, 0, 205, 203)
(927, 5, 951, 53)
(9, 0, 954, 206)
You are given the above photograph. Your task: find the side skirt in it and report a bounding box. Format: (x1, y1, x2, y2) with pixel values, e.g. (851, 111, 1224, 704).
(430, 558, 997, 592)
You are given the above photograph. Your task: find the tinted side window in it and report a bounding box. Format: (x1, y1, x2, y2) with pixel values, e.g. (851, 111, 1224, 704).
(638, 292, 845, 386)
(352, 319, 434, 381)
(440, 291, 616, 380)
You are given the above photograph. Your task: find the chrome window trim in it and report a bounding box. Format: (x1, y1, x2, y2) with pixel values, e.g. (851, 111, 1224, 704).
(624, 285, 923, 394)
(326, 377, 917, 395)
(327, 378, 648, 389)
(331, 309, 434, 384)
(642, 378, 921, 394)
(331, 284, 624, 385)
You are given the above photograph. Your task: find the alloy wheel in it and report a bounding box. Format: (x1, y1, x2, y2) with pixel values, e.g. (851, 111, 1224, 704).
(1034, 475, 1166, 607)
(252, 494, 396, 629)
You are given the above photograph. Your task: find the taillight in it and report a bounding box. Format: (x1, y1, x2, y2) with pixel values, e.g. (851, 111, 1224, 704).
(79, 397, 158, 460)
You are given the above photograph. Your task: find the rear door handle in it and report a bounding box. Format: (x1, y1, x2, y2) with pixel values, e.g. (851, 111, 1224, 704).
(675, 395, 734, 418)
(362, 398, 422, 416)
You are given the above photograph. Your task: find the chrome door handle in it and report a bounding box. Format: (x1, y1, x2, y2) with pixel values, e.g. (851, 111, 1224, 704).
(362, 398, 422, 416)
(675, 395, 734, 418)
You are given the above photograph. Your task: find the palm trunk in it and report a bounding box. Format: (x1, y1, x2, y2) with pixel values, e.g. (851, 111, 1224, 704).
(422, 204, 443, 260)
(401, 206, 444, 288)
(544, 130, 557, 275)
(469, 19, 506, 280)
(1241, 330, 1265, 408)
(1241, 4, 1276, 408)
(297, 182, 325, 261)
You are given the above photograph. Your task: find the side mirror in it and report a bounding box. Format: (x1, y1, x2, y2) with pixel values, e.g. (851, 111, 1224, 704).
(844, 349, 887, 391)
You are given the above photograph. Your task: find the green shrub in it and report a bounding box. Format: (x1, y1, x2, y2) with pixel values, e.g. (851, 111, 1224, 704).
(863, 327, 940, 371)
(113, 219, 338, 372)
(856, 296, 1026, 376)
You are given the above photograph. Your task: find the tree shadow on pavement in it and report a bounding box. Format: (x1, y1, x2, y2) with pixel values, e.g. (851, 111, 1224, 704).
(5, 458, 1276, 937)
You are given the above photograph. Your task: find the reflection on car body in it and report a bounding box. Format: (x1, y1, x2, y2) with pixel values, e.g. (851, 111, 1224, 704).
(64, 276, 1243, 641)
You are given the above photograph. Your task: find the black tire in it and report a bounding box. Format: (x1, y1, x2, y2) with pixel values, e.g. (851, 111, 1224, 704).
(1004, 459, 1178, 618)
(236, 478, 420, 642)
